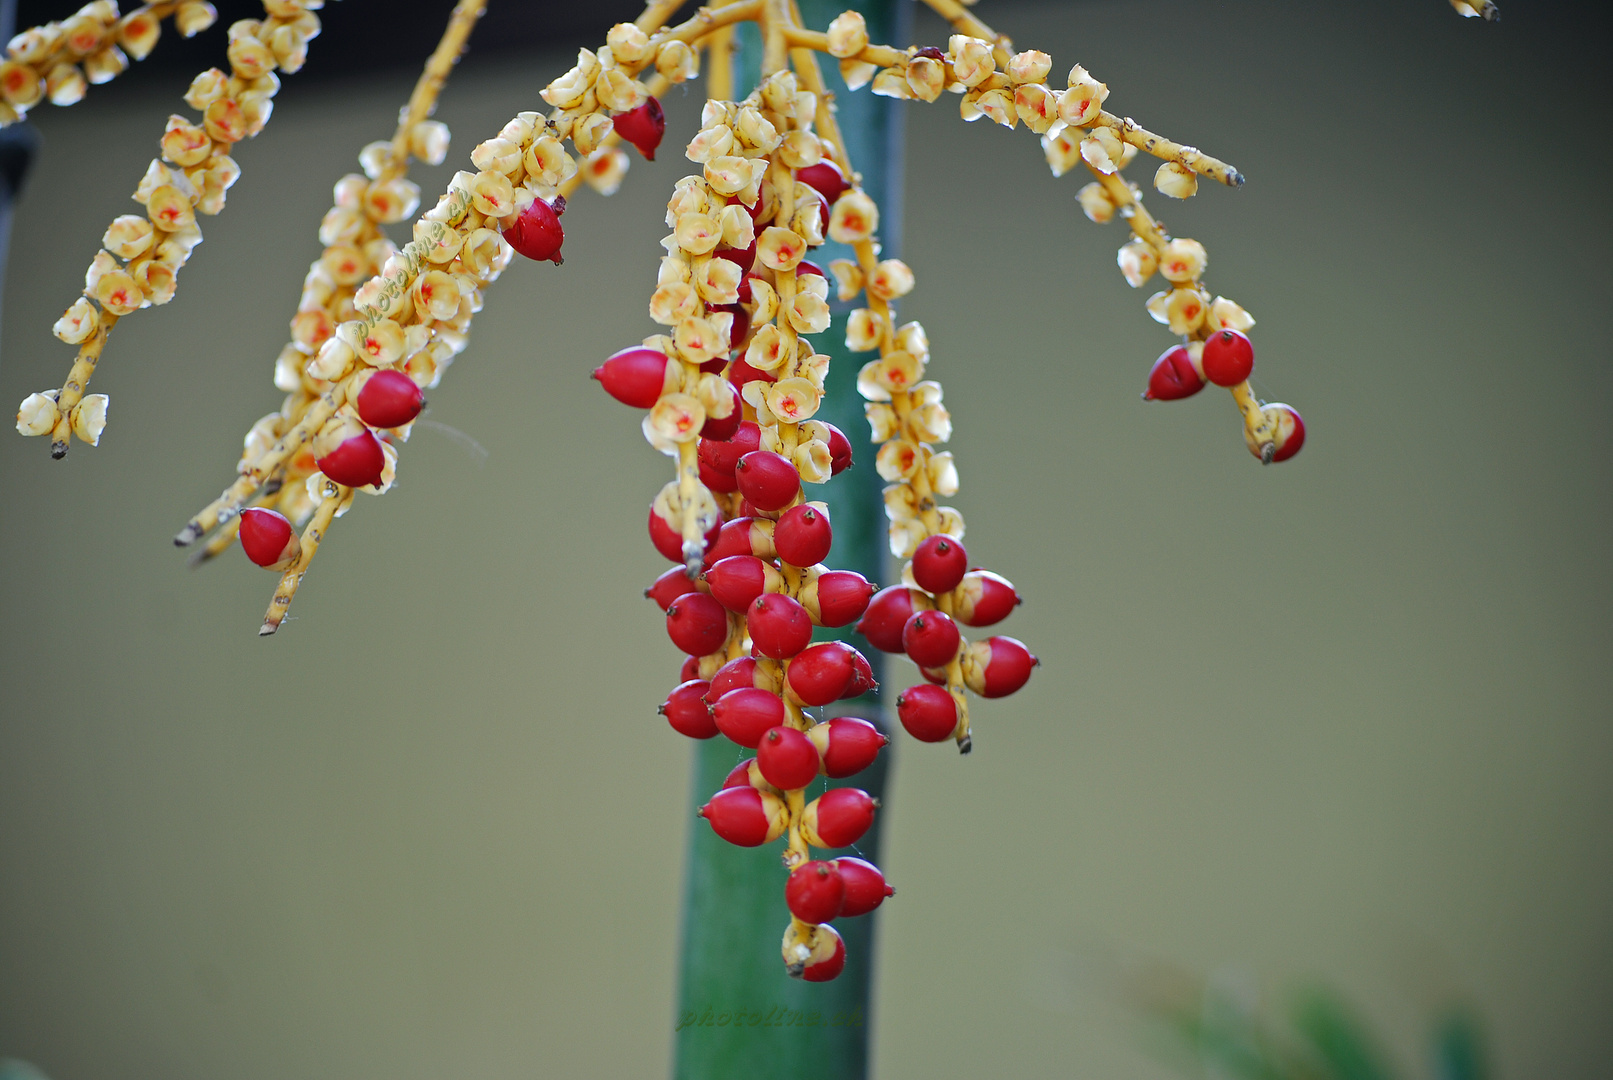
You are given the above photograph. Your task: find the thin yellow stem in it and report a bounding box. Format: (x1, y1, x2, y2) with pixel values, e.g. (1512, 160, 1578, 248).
(49, 312, 119, 458)
(382, 0, 488, 182)
(260, 481, 346, 636)
(706, 24, 735, 101)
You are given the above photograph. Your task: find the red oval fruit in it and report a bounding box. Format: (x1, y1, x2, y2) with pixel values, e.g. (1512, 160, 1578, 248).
(749, 593, 813, 658)
(802, 787, 876, 848)
(902, 610, 961, 668)
(801, 925, 846, 981)
(834, 857, 894, 917)
(1262, 403, 1305, 463)
(700, 387, 742, 442)
(722, 757, 760, 790)
(503, 195, 565, 264)
(699, 785, 785, 847)
(713, 301, 751, 353)
(911, 535, 968, 594)
(797, 159, 849, 204)
(594, 346, 674, 408)
(847, 649, 876, 696)
(955, 570, 1020, 627)
(786, 641, 858, 706)
(735, 450, 800, 512)
(711, 687, 787, 748)
(316, 428, 386, 488)
(824, 422, 853, 475)
(662, 679, 718, 739)
(808, 570, 877, 628)
(757, 725, 821, 790)
(963, 636, 1038, 698)
(720, 239, 758, 276)
(808, 717, 887, 778)
(612, 95, 665, 160)
(680, 655, 702, 683)
(646, 565, 700, 611)
(238, 507, 300, 570)
(703, 515, 774, 566)
(705, 555, 774, 613)
(355, 369, 424, 428)
(1201, 328, 1254, 386)
(648, 507, 721, 564)
(786, 861, 846, 924)
(1143, 343, 1206, 401)
(857, 586, 932, 654)
(774, 503, 832, 567)
(896, 683, 958, 742)
(666, 593, 729, 656)
(727, 354, 777, 386)
(697, 421, 761, 490)
(706, 656, 769, 703)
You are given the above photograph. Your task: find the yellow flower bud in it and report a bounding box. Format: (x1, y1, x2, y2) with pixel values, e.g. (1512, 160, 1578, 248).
(911, 402, 953, 443)
(70, 394, 109, 446)
(826, 11, 869, 58)
(607, 22, 651, 64)
(1076, 181, 1116, 224)
(649, 393, 706, 443)
(870, 67, 911, 100)
(44, 63, 87, 106)
(655, 40, 698, 83)
(1057, 65, 1109, 127)
(102, 214, 155, 260)
(1207, 296, 1255, 333)
(867, 259, 915, 301)
(1080, 128, 1124, 174)
(1117, 239, 1158, 287)
(949, 36, 995, 86)
(758, 226, 807, 272)
(1155, 160, 1198, 199)
(543, 48, 601, 108)
(973, 88, 1016, 127)
(1015, 84, 1059, 133)
(719, 202, 755, 250)
(17, 391, 61, 436)
(675, 211, 722, 256)
(95, 270, 144, 315)
(685, 123, 735, 164)
(906, 57, 946, 102)
(176, 2, 218, 38)
(745, 324, 792, 373)
(227, 34, 275, 80)
(846, 308, 883, 353)
(828, 191, 878, 244)
(1159, 238, 1207, 282)
(410, 119, 450, 165)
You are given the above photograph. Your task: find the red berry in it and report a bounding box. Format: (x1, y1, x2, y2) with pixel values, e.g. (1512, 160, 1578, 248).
(727, 354, 777, 386)
(355, 369, 424, 428)
(662, 679, 719, 739)
(896, 683, 958, 742)
(913, 45, 945, 59)
(847, 649, 877, 696)
(808, 717, 887, 778)
(703, 515, 774, 565)
(748, 593, 813, 658)
(802, 787, 876, 848)
(774, 504, 832, 567)
(648, 506, 721, 564)
(700, 391, 742, 442)
(911, 535, 968, 594)
(706, 656, 773, 703)
(919, 665, 948, 686)
(720, 239, 758, 276)
(806, 570, 876, 628)
(680, 655, 703, 682)
(697, 421, 761, 491)
(699, 785, 786, 846)
(711, 301, 751, 352)
(824, 423, 853, 475)
(1270, 404, 1305, 462)
(611, 95, 665, 159)
(800, 924, 846, 982)
(646, 565, 700, 611)
(594, 346, 674, 408)
(1201, 328, 1255, 386)
(797, 258, 825, 281)
(955, 570, 1020, 627)
(704, 555, 778, 613)
(757, 725, 821, 790)
(796, 159, 849, 204)
(734, 450, 800, 512)
(786, 861, 846, 924)
(711, 687, 786, 748)
(902, 610, 961, 668)
(503, 195, 565, 264)
(316, 428, 386, 488)
(1143, 343, 1206, 401)
(722, 757, 760, 789)
(857, 586, 933, 654)
(833, 857, 894, 917)
(785, 641, 858, 706)
(665, 593, 729, 656)
(238, 507, 300, 570)
(962, 636, 1038, 698)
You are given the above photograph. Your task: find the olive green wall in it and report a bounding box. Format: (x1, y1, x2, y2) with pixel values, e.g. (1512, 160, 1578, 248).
(1, 1, 1607, 1077)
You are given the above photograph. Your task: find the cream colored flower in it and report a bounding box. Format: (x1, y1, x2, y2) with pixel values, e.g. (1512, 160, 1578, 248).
(798, 351, 831, 391)
(1117, 239, 1158, 287)
(827, 11, 869, 58)
(907, 56, 945, 101)
(649, 280, 698, 325)
(471, 137, 521, 176)
(54, 297, 99, 344)
(704, 155, 756, 196)
(470, 171, 515, 218)
(797, 272, 829, 302)
(1155, 160, 1198, 199)
(103, 215, 155, 260)
(1079, 127, 1125, 174)
(543, 49, 601, 108)
(765, 377, 823, 423)
(846, 308, 883, 352)
(1147, 287, 1207, 335)
(160, 115, 211, 167)
(70, 394, 108, 446)
(607, 22, 651, 63)
(828, 191, 878, 244)
(867, 259, 915, 301)
(758, 226, 807, 272)
(740, 379, 777, 426)
(949, 36, 994, 87)
(1015, 84, 1059, 133)
(45, 63, 86, 106)
(761, 69, 797, 112)
(410, 119, 450, 164)
(146, 184, 196, 232)
(911, 402, 952, 443)
(1159, 238, 1207, 282)
(595, 67, 644, 113)
(894, 321, 929, 362)
(870, 67, 911, 100)
(413, 269, 461, 321)
(735, 106, 780, 152)
(655, 40, 698, 82)
(357, 318, 406, 366)
(829, 259, 863, 301)
(840, 59, 875, 91)
(672, 211, 721, 256)
(1207, 296, 1255, 332)
(795, 439, 833, 484)
(16, 392, 60, 437)
(928, 451, 959, 496)
(1007, 50, 1051, 85)
(1077, 181, 1116, 224)
(883, 482, 919, 522)
(779, 130, 823, 170)
(973, 88, 1016, 127)
(1057, 65, 1108, 127)
(695, 372, 737, 420)
(675, 315, 727, 364)
(582, 147, 629, 196)
(571, 112, 613, 156)
(649, 392, 706, 443)
(745, 323, 792, 373)
(693, 255, 742, 305)
(865, 402, 898, 442)
(686, 123, 735, 164)
(787, 292, 832, 335)
(876, 439, 922, 481)
(748, 276, 779, 324)
(1042, 125, 1081, 177)
(95, 270, 144, 315)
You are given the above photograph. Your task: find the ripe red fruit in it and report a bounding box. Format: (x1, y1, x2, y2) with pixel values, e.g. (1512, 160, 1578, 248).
(720, 239, 758, 276)
(774, 504, 832, 567)
(706, 656, 774, 703)
(824, 423, 853, 475)
(919, 665, 948, 685)
(727, 354, 777, 386)
(662, 679, 719, 739)
(665, 593, 729, 656)
(962, 636, 1038, 698)
(355, 369, 424, 428)
(1143, 343, 1205, 401)
(648, 506, 721, 564)
(785, 641, 858, 706)
(801, 787, 877, 848)
(646, 565, 700, 611)
(735, 450, 800, 511)
(503, 194, 565, 264)
(847, 649, 876, 697)
(703, 515, 775, 565)
(808, 717, 887, 778)
(796, 159, 849, 204)
(722, 757, 760, 789)
(680, 655, 702, 682)
(697, 421, 761, 491)
(896, 683, 958, 742)
(857, 586, 933, 653)
(699, 785, 786, 846)
(902, 610, 961, 668)
(757, 725, 821, 790)
(711, 687, 787, 748)
(1201, 328, 1255, 386)
(955, 570, 1020, 627)
(786, 861, 846, 924)
(748, 593, 813, 658)
(700, 392, 742, 443)
(834, 857, 894, 917)
(800, 925, 846, 982)
(704, 555, 778, 613)
(805, 570, 877, 628)
(316, 428, 386, 488)
(912, 535, 968, 594)
(238, 507, 300, 570)
(1268, 404, 1305, 462)
(612, 95, 665, 159)
(594, 346, 674, 408)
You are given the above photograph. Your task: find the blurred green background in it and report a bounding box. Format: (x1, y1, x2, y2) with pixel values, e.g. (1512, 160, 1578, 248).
(1, 0, 1609, 1077)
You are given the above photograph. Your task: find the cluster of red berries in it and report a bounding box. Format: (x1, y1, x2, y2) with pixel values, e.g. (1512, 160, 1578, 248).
(1143, 327, 1305, 463)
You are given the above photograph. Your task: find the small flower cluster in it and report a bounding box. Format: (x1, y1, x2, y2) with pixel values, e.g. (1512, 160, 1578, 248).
(0, 1, 214, 126)
(16, 0, 324, 459)
(597, 77, 893, 982)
